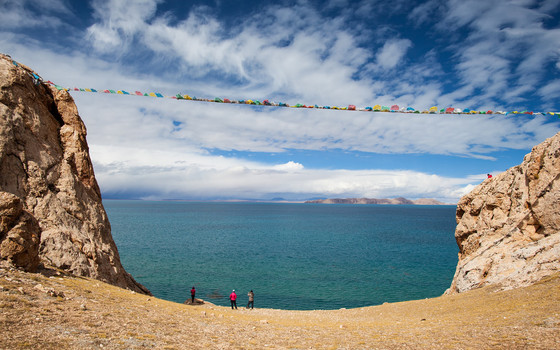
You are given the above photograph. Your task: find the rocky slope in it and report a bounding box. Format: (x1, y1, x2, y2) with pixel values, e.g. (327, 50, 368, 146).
(0, 54, 149, 294)
(447, 131, 560, 293)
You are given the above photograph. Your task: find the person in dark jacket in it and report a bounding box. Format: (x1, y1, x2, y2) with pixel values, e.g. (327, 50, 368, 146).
(247, 290, 254, 309)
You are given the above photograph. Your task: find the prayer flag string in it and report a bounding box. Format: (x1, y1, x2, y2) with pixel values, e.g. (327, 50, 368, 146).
(12, 59, 560, 117)
(50, 83, 560, 116)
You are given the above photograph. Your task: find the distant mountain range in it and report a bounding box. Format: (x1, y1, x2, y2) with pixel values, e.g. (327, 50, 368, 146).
(304, 197, 450, 205)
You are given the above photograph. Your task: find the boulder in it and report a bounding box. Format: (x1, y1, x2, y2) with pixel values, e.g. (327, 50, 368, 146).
(447, 131, 560, 293)
(0, 54, 149, 294)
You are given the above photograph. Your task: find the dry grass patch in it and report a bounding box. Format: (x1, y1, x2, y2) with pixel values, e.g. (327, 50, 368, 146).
(1, 265, 559, 349)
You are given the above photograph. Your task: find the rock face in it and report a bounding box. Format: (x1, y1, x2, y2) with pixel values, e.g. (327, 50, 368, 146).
(0, 192, 41, 271)
(0, 54, 149, 294)
(447, 132, 560, 293)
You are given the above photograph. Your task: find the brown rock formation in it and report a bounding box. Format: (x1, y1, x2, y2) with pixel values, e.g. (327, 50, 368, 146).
(447, 131, 560, 293)
(0, 192, 41, 271)
(0, 54, 149, 294)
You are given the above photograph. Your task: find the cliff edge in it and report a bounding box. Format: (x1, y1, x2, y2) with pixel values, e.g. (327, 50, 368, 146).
(447, 131, 560, 293)
(0, 54, 149, 294)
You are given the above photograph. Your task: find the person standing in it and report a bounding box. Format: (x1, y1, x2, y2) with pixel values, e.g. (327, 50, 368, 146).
(247, 290, 254, 309)
(190, 286, 196, 303)
(230, 290, 238, 309)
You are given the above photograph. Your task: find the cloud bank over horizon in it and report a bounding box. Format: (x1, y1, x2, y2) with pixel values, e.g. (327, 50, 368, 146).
(1, 0, 559, 202)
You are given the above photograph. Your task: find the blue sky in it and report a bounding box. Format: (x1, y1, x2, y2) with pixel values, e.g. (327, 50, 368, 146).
(1, 0, 559, 202)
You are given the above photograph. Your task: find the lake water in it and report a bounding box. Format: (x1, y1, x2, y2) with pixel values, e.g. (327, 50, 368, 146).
(104, 200, 458, 310)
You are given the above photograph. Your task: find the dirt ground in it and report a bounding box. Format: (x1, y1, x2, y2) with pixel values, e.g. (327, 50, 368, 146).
(1, 264, 559, 349)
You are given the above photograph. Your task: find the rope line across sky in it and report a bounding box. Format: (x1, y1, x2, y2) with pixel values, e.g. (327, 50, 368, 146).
(15, 59, 560, 117)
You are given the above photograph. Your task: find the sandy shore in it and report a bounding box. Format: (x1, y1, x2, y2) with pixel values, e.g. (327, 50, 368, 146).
(1, 264, 559, 349)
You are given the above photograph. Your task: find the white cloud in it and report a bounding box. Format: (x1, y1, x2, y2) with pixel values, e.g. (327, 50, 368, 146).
(0, 0, 71, 29)
(86, 0, 160, 52)
(435, 0, 560, 107)
(375, 39, 412, 70)
(538, 79, 560, 101)
(451, 183, 477, 199)
(273, 161, 304, 172)
(84, 1, 374, 106)
(78, 0, 560, 111)
(93, 154, 477, 202)
(143, 9, 229, 72)
(408, 0, 441, 26)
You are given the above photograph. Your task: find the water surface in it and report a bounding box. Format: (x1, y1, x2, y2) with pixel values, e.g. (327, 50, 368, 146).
(105, 200, 458, 310)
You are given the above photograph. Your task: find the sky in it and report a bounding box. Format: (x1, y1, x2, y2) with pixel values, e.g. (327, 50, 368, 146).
(1, 0, 560, 203)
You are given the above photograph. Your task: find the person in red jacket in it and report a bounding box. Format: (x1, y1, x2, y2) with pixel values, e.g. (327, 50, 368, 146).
(229, 290, 238, 309)
(190, 286, 196, 303)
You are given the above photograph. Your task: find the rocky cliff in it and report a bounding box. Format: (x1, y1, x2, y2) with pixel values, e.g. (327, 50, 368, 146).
(0, 54, 149, 294)
(447, 131, 560, 293)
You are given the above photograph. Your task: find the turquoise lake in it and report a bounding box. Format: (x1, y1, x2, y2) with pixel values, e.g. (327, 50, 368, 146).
(104, 200, 459, 310)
